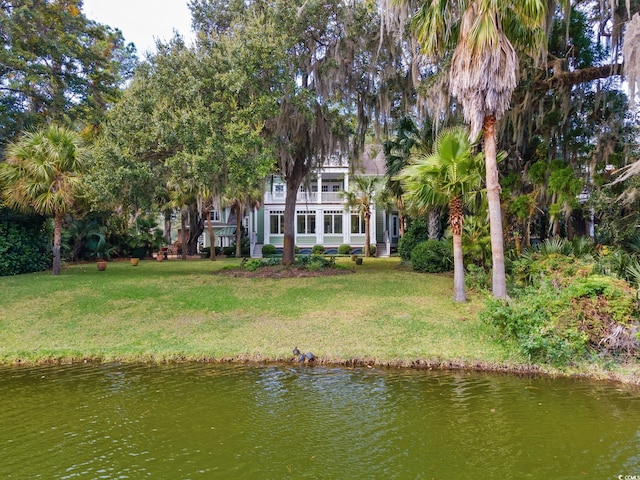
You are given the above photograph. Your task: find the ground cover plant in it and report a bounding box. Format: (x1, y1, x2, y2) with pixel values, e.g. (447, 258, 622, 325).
(481, 240, 640, 367)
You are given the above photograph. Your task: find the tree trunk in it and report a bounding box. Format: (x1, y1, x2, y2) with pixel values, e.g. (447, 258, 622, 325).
(52, 213, 63, 275)
(235, 204, 243, 258)
(205, 206, 216, 261)
(282, 180, 298, 265)
(452, 232, 465, 303)
(483, 115, 507, 299)
(163, 210, 172, 244)
(187, 204, 204, 255)
(450, 197, 465, 303)
(180, 208, 188, 261)
(428, 209, 440, 240)
(364, 210, 371, 257)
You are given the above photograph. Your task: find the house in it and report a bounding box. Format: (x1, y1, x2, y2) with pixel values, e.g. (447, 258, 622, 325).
(247, 147, 400, 257)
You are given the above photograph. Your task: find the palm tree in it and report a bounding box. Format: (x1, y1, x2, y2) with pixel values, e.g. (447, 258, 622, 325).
(384, 116, 436, 239)
(341, 176, 381, 258)
(407, 0, 547, 298)
(0, 125, 89, 275)
(396, 126, 483, 303)
(223, 182, 263, 259)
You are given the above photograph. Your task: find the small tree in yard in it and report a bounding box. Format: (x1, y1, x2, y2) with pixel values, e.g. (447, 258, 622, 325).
(397, 126, 483, 303)
(0, 126, 89, 275)
(341, 176, 382, 258)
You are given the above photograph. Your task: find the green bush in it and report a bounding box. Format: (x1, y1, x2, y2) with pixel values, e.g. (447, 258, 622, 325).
(481, 273, 640, 365)
(410, 240, 453, 273)
(465, 263, 490, 291)
(338, 244, 351, 255)
(262, 244, 277, 256)
(312, 244, 325, 255)
(244, 259, 262, 271)
(0, 208, 52, 276)
(369, 244, 376, 256)
(398, 219, 430, 261)
(297, 254, 334, 270)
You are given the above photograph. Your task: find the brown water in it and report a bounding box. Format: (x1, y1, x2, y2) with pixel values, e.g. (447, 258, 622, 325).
(0, 363, 638, 479)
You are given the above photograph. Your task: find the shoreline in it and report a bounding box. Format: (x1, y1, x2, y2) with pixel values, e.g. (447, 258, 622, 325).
(3, 353, 639, 389)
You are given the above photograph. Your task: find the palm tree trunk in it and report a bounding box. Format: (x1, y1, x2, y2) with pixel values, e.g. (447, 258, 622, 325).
(449, 197, 465, 303)
(52, 214, 63, 275)
(452, 232, 466, 303)
(364, 211, 371, 257)
(428, 209, 440, 240)
(483, 115, 507, 299)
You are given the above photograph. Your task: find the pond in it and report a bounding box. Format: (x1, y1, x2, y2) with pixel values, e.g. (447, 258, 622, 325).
(0, 363, 638, 479)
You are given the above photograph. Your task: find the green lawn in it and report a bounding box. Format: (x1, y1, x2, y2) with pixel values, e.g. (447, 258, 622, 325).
(0, 257, 523, 367)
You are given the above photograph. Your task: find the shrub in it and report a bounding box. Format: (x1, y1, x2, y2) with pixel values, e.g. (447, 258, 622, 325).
(0, 208, 52, 276)
(312, 244, 325, 255)
(338, 244, 351, 255)
(262, 244, 277, 256)
(369, 244, 376, 256)
(465, 263, 490, 292)
(481, 273, 640, 365)
(410, 240, 453, 273)
(244, 259, 262, 271)
(398, 219, 430, 261)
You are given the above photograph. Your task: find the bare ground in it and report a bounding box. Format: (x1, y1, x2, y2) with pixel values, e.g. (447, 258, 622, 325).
(216, 265, 355, 278)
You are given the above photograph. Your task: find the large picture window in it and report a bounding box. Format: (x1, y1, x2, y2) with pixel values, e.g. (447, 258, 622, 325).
(351, 212, 365, 234)
(270, 211, 284, 234)
(324, 210, 343, 234)
(297, 211, 316, 234)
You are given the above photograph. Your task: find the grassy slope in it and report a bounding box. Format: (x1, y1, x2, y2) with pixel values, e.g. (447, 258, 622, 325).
(0, 257, 522, 367)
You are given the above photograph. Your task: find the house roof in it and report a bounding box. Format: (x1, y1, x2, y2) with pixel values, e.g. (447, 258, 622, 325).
(215, 226, 236, 236)
(354, 144, 387, 176)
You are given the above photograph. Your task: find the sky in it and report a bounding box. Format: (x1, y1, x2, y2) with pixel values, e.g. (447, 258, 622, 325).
(82, 0, 196, 57)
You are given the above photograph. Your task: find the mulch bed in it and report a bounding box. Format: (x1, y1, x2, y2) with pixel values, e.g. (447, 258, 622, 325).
(216, 265, 354, 278)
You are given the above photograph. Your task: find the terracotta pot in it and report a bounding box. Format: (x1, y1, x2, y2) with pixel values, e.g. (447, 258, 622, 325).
(97, 261, 107, 271)
(130, 258, 140, 266)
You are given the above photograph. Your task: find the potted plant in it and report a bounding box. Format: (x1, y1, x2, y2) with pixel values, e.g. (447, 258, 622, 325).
(87, 233, 115, 271)
(126, 215, 164, 265)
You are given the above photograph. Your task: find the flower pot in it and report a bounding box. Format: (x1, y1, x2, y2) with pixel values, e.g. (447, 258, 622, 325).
(156, 253, 163, 262)
(355, 257, 363, 265)
(130, 258, 140, 266)
(96, 261, 107, 271)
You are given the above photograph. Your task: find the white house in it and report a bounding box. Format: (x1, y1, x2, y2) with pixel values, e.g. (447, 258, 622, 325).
(247, 148, 400, 257)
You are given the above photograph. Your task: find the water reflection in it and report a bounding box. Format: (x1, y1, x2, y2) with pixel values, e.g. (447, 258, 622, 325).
(0, 363, 638, 479)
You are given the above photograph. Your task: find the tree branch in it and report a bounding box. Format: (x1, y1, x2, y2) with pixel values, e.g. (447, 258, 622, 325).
(541, 63, 624, 90)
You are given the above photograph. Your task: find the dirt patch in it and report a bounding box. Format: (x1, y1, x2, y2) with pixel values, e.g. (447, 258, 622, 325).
(216, 265, 354, 279)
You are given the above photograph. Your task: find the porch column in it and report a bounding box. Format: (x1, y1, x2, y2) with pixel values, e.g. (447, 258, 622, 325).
(317, 173, 322, 204)
(370, 204, 377, 248)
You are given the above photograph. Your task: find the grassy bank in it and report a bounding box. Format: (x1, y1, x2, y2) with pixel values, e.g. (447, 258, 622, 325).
(0, 257, 637, 383)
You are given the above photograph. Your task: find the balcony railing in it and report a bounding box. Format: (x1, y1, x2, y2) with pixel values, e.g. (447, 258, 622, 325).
(264, 192, 344, 204)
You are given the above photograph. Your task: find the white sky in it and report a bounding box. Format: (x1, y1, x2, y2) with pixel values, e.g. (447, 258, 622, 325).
(82, 0, 196, 57)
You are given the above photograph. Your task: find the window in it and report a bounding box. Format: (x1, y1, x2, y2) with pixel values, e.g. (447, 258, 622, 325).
(209, 210, 221, 222)
(351, 212, 365, 234)
(297, 211, 316, 234)
(321, 185, 329, 192)
(324, 210, 343, 234)
(270, 211, 284, 234)
(274, 184, 285, 197)
(391, 215, 399, 237)
(332, 185, 341, 192)
(311, 185, 318, 193)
